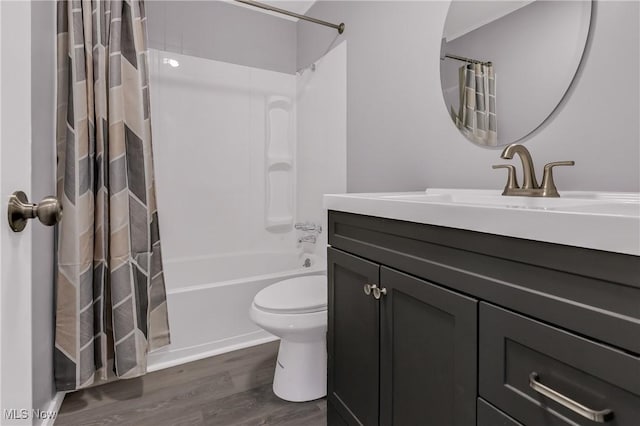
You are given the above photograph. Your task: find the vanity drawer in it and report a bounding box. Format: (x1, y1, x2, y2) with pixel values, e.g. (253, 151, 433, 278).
(479, 303, 640, 426)
(477, 398, 523, 426)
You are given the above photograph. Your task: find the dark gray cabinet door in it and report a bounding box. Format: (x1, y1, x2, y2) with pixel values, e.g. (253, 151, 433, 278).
(328, 248, 381, 426)
(379, 267, 478, 426)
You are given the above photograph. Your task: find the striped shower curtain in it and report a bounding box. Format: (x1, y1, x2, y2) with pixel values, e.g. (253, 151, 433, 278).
(453, 63, 497, 146)
(55, 0, 170, 391)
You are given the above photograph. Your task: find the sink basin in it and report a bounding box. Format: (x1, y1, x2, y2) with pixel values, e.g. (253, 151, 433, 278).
(378, 189, 638, 214)
(324, 188, 640, 256)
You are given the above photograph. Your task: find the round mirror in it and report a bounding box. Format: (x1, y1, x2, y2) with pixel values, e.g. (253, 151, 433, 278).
(440, 1, 592, 147)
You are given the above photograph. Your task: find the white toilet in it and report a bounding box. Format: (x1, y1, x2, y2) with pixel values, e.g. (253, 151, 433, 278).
(250, 275, 327, 402)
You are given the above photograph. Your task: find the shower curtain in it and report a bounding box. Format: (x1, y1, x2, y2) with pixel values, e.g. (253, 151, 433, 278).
(55, 0, 170, 391)
(452, 63, 497, 146)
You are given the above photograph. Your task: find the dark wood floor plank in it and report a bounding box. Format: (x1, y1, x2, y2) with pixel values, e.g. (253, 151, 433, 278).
(203, 383, 326, 426)
(56, 341, 327, 426)
(59, 342, 279, 416)
(58, 372, 234, 425)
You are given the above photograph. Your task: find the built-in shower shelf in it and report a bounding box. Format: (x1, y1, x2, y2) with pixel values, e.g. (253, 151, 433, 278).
(265, 95, 295, 232)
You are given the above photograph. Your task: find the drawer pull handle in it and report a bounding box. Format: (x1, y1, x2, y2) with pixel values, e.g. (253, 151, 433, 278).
(529, 372, 613, 423)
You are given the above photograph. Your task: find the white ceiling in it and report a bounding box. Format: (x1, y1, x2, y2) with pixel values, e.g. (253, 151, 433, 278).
(229, 0, 316, 21)
(444, 1, 534, 41)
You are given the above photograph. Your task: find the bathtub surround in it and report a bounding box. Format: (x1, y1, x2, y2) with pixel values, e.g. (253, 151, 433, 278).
(297, 1, 639, 192)
(296, 41, 348, 253)
(149, 50, 298, 262)
(148, 49, 302, 367)
(148, 42, 345, 370)
(55, 1, 169, 391)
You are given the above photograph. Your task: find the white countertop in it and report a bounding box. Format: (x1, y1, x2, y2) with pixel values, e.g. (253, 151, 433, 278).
(324, 189, 640, 256)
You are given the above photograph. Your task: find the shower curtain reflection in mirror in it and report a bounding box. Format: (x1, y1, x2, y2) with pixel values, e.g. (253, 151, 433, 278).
(451, 62, 497, 146)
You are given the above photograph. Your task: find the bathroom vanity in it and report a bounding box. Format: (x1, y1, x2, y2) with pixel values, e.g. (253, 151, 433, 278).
(324, 190, 640, 426)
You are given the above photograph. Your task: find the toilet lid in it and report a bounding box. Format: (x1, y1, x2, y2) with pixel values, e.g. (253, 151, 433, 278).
(254, 275, 327, 314)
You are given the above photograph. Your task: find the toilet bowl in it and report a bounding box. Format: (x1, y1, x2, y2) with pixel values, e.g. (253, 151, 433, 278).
(249, 275, 327, 402)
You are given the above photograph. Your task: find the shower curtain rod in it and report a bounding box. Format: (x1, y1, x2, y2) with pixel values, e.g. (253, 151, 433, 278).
(444, 53, 492, 66)
(234, 0, 345, 34)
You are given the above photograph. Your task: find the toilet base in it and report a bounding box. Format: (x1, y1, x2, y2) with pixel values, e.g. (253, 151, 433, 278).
(272, 338, 327, 402)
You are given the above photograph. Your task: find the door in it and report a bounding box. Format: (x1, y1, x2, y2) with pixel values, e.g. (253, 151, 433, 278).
(328, 247, 380, 426)
(1, 1, 35, 421)
(1, 2, 57, 424)
(379, 267, 478, 426)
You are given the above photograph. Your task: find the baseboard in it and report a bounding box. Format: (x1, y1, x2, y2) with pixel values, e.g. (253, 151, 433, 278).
(43, 391, 65, 426)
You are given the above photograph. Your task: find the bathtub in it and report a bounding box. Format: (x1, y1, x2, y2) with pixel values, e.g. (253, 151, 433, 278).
(147, 251, 325, 372)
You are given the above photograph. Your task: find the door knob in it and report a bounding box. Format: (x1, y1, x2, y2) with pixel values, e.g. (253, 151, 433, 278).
(8, 191, 62, 232)
(364, 283, 374, 296)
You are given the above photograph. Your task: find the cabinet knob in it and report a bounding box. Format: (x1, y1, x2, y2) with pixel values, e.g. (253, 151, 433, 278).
(363, 283, 373, 296)
(372, 286, 387, 300)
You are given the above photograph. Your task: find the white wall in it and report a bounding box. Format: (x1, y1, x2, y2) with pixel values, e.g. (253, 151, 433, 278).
(149, 50, 298, 268)
(296, 41, 347, 253)
(297, 1, 640, 193)
(146, 1, 297, 74)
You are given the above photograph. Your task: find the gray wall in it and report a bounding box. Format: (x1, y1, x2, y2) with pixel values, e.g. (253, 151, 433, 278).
(31, 0, 56, 417)
(298, 1, 640, 192)
(146, 1, 297, 74)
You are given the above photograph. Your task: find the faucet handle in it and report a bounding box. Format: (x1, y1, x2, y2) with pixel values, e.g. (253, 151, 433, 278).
(540, 161, 575, 197)
(295, 222, 322, 233)
(492, 164, 519, 195)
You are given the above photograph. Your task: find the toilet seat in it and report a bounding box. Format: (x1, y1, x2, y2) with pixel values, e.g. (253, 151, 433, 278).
(253, 275, 327, 314)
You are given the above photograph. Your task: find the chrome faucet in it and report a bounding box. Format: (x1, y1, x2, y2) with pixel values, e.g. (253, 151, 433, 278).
(296, 221, 321, 245)
(493, 144, 574, 197)
(499, 144, 538, 189)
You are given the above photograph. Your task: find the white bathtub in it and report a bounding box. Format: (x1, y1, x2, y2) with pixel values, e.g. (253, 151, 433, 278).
(147, 251, 325, 372)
